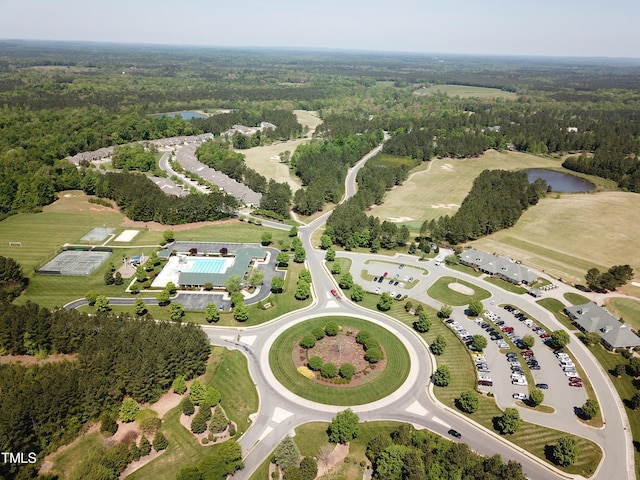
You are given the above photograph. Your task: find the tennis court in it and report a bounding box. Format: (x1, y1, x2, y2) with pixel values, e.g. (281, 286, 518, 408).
(81, 227, 115, 242)
(38, 250, 112, 275)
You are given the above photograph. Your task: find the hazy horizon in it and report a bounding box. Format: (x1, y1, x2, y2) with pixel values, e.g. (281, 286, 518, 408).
(1, 0, 638, 59)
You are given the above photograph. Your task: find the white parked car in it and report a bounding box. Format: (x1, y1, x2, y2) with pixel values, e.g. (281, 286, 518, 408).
(513, 393, 528, 400)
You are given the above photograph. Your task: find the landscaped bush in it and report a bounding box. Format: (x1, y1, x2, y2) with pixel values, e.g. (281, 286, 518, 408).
(308, 356, 324, 371)
(324, 321, 339, 336)
(321, 362, 339, 378)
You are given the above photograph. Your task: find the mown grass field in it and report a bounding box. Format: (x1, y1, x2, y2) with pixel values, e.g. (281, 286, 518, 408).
(427, 276, 492, 305)
(367, 150, 564, 230)
(268, 316, 410, 405)
(416, 84, 518, 99)
(536, 298, 577, 331)
(604, 297, 640, 331)
(0, 192, 291, 308)
(472, 191, 640, 288)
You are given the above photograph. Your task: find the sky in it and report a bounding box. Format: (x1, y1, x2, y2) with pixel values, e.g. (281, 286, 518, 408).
(1, 0, 638, 58)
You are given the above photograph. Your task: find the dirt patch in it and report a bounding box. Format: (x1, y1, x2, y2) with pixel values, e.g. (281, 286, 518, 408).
(0, 353, 77, 366)
(293, 330, 387, 387)
(448, 282, 475, 295)
(316, 443, 350, 478)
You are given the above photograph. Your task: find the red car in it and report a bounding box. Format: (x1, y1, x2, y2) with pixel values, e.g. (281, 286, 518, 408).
(569, 376, 582, 383)
(383, 272, 388, 277)
(569, 382, 583, 387)
(521, 350, 534, 357)
(540, 333, 551, 339)
(330, 289, 340, 299)
(502, 326, 514, 333)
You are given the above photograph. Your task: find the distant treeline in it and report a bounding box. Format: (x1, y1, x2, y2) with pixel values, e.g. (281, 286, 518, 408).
(191, 109, 303, 141)
(89, 172, 238, 224)
(0, 302, 210, 479)
(563, 151, 640, 193)
(422, 170, 547, 244)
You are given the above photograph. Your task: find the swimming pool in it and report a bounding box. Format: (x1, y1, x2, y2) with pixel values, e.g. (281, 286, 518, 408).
(151, 255, 234, 288)
(185, 257, 230, 274)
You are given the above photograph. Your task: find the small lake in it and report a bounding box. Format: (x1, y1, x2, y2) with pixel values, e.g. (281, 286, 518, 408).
(157, 111, 208, 120)
(525, 169, 595, 192)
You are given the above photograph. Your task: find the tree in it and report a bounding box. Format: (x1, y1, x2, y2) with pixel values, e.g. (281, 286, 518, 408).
(271, 276, 285, 293)
(189, 380, 206, 405)
(94, 295, 111, 312)
(445, 254, 460, 265)
(177, 467, 203, 480)
(529, 388, 544, 407)
(209, 407, 228, 433)
(169, 302, 185, 322)
(299, 457, 317, 480)
(497, 408, 521, 434)
(339, 363, 356, 380)
(85, 290, 99, 305)
(412, 311, 431, 333)
(275, 435, 301, 470)
(377, 292, 393, 311)
(139, 436, 152, 456)
(134, 298, 147, 316)
(163, 230, 175, 243)
(225, 273, 243, 293)
(233, 303, 249, 322)
(294, 280, 310, 300)
(471, 334, 488, 351)
(328, 409, 359, 443)
(153, 431, 169, 451)
(467, 300, 484, 317)
(130, 282, 140, 295)
(203, 387, 221, 407)
(205, 303, 220, 323)
(247, 268, 264, 287)
(324, 321, 339, 336)
(330, 262, 341, 275)
(156, 289, 170, 306)
(550, 330, 570, 349)
(260, 232, 272, 246)
(338, 272, 353, 289)
(521, 334, 536, 349)
(166, 281, 178, 294)
(320, 234, 332, 249)
(308, 356, 323, 371)
(552, 437, 579, 466)
(182, 396, 195, 416)
(172, 375, 187, 394)
(325, 248, 336, 261)
(136, 265, 147, 282)
(299, 268, 312, 284)
(289, 225, 298, 237)
(580, 399, 600, 419)
(321, 362, 338, 378)
(100, 412, 118, 436)
(629, 392, 640, 410)
(119, 397, 140, 422)
(191, 409, 208, 434)
(457, 390, 479, 413)
(104, 269, 115, 285)
(294, 247, 306, 263)
(627, 357, 640, 376)
(433, 365, 451, 387)
(350, 284, 365, 302)
(277, 251, 290, 267)
(365, 347, 383, 363)
(300, 334, 316, 349)
(439, 304, 453, 318)
(430, 335, 447, 355)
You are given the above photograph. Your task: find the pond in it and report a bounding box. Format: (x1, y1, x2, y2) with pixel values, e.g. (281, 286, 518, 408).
(525, 169, 595, 192)
(157, 111, 208, 120)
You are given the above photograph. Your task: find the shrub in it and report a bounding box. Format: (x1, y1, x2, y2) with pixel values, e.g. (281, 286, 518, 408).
(119, 398, 139, 423)
(365, 347, 383, 364)
(153, 431, 169, 451)
(457, 390, 479, 413)
(308, 356, 324, 371)
(182, 397, 195, 416)
(432, 365, 451, 387)
(339, 363, 356, 380)
(324, 321, 339, 336)
(321, 362, 339, 378)
(299, 334, 317, 349)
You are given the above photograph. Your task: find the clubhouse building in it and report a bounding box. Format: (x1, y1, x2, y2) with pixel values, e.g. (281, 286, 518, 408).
(565, 302, 640, 350)
(459, 248, 538, 285)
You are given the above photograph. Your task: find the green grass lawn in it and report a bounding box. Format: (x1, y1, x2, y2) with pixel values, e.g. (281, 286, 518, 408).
(446, 263, 484, 277)
(269, 316, 410, 405)
(427, 276, 492, 305)
(536, 298, 577, 331)
(563, 292, 591, 306)
(483, 276, 528, 294)
(604, 297, 640, 332)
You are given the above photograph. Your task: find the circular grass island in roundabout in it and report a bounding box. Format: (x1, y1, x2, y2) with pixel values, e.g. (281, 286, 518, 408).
(269, 316, 410, 406)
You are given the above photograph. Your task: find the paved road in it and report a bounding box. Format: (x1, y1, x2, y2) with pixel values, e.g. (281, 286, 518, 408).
(66, 139, 634, 479)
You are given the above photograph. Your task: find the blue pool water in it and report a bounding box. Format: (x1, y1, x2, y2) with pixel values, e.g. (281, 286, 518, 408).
(188, 257, 228, 274)
(167, 111, 208, 120)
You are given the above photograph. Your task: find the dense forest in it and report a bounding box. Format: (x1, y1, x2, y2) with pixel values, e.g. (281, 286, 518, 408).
(0, 301, 210, 479)
(366, 423, 526, 480)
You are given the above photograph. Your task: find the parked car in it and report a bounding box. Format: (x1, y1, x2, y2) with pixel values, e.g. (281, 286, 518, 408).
(569, 381, 583, 388)
(383, 272, 388, 277)
(399, 264, 405, 269)
(513, 393, 528, 400)
(535, 383, 549, 389)
(378, 276, 384, 283)
(373, 277, 378, 282)
(375, 287, 381, 294)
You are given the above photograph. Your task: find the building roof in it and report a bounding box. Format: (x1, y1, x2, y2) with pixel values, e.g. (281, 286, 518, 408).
(459, 249, 538, 284)
(178, 247, 266, 287)
(566, 302, 640, 349)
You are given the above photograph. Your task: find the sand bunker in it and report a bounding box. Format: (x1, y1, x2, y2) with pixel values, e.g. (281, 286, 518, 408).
(431, 203, 459, 209)
(441, 163, 454, 171)
(448, 282, 474, 295)
(387, 216, 414, 222)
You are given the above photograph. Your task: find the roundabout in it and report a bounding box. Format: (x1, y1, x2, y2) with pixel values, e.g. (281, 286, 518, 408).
(268, 316, 410, 405)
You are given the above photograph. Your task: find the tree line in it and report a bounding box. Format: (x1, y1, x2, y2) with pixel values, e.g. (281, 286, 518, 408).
(191, 109, 303, 142)
(421, 170, 547, 244)
(89, 172, 239, 224)
(563, 151, 640, 193)
(0, 302, 210, 479)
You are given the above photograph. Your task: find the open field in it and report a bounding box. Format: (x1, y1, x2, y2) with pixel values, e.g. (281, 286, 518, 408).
(368, 150, 568, 230)
(427, 276, 492, 305)
(471, 191, 640, 289)
(416, 84, 518, 100)
(604, 297, 640, 332)
(0, 192, 291, 308)
(238, 110, 322, 191)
